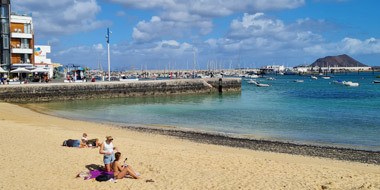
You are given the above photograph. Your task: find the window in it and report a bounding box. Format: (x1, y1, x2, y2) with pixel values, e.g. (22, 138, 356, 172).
(24, 23, 31, 34)
(2, 49, 10, 65)
(21, 39, 29, 49)
(2, 34, 9, 49)
(1, 18, 9, 34)
(0, 5, 9, 18)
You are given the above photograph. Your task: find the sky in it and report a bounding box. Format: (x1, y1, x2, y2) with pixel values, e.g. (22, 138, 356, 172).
(11, 0, 380, 71)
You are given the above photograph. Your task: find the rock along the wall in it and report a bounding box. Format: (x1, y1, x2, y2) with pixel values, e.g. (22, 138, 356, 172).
(0, 78, 241, 103)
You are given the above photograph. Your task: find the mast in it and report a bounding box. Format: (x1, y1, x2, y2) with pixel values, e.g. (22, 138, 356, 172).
(238, 54, 241, 75)
(97, 56, 103, 71)
(193, 49, 196, 78)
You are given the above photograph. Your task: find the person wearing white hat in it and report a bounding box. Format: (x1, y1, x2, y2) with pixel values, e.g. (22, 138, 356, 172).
(99, 136, 118, 172)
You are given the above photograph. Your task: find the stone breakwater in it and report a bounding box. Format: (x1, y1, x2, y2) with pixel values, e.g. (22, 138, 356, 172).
(0, 78, 241, 103)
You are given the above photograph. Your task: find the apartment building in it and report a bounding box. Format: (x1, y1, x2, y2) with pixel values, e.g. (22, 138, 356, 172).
(1, 0, 35, 73)
(10, 13, 34, 67)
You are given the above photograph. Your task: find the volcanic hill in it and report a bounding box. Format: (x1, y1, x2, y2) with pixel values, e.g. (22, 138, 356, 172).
(310, 54, 367, 67)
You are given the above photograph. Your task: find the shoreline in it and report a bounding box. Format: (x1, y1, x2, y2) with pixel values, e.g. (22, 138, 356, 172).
(26, 103, 380, 165)
(1, 102, 380, 189)
(92, 122, 380, 165)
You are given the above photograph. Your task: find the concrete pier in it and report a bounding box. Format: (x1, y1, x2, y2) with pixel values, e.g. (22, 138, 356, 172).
(0, 78, 241, 103)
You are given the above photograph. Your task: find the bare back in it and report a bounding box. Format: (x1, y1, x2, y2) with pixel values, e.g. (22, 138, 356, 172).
(113, 161, 123, 177)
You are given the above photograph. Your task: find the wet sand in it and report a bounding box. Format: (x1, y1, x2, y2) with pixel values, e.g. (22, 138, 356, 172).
(0, 102, 379, 189)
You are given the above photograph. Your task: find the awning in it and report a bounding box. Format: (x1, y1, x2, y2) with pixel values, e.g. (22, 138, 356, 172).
(0, 67, 7, 73)
(11, 68, 32, 73)
(11, 64, 34, 69)
(31, 68, 49, 73)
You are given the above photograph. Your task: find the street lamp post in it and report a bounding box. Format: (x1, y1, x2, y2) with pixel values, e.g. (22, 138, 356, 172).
(106, 28, 112, 81)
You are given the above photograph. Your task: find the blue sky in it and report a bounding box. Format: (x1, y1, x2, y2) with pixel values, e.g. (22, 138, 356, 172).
(12, 0, 380, 70)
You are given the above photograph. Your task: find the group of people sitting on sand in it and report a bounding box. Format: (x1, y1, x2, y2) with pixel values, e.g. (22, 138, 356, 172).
(80, 133, 142, 180)
(99, 136, 141, 180)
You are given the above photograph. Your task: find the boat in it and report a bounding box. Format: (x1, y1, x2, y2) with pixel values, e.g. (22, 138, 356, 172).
(343, 81, 359, 87)
(294, 80, 304, 83)
(267, 77, 276, 80)
(256, 83, 271, 87)
(247, 79, 258, 85)
(332, 80, 344, 85)
(120, 75, 139, 81)
(373, 80, 380, 83)
(322, 76, 331, 79)
(249, 79, 270, 87)
(310, 76, 318, 80)
(248, 74, 260, 78)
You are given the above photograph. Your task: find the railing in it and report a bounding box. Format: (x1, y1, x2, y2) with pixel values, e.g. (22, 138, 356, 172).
(11, 12, 32, 17)
(12, 28, 32, 34)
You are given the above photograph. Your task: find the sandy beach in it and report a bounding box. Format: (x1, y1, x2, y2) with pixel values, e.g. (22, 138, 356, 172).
(0, 102, 379, 190)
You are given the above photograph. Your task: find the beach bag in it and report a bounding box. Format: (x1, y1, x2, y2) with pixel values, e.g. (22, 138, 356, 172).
(96, 174, 113, 182)
(63, 139, 79, 147)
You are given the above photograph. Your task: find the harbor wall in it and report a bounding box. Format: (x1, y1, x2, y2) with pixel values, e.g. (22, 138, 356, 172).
(0, 78, 241, 103)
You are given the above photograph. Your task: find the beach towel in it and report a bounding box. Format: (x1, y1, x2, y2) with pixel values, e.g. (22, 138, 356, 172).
(84, 170, 114, 180)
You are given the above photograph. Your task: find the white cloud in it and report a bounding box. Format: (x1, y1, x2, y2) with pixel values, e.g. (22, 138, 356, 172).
(228, 13, 285, 39)
(340, 38, 380, 54)
(108, 0, 305, 17)
(160, 40, 180, 47)
(12, 0, 110, 37)
(132, 16, 212, 42)
(304, 37, 380, 55)
(224, 13, 324, 52)
(92, 44, 104, 51)
(112, 0, 305, 43)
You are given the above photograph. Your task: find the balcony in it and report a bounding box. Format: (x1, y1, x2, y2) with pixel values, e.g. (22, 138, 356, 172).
(11, 48, 33, 54)
(11, 33, 33, 39)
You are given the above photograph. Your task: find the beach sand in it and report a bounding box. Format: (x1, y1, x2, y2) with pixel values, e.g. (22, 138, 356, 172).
(0, 102, 379, 190)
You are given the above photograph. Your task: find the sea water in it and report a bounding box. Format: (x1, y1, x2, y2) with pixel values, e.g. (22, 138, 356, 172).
(40, 72, 380, 150)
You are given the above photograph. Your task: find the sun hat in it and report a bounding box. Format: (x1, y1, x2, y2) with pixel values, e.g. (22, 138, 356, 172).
(106, 136, 113, 140)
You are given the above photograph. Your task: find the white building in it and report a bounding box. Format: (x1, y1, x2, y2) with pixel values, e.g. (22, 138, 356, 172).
(34, 45, 53, 78)
(261, 65, 285, 72)
(293, 66, 309, 73)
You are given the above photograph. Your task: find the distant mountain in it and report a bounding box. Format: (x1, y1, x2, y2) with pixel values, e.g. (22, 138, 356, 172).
(310, 54, 368, 67)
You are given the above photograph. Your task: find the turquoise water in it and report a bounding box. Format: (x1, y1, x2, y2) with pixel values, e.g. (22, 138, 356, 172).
(40, 72, 380, 150)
